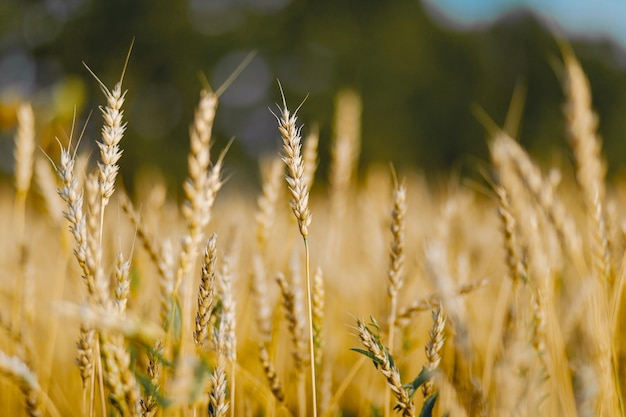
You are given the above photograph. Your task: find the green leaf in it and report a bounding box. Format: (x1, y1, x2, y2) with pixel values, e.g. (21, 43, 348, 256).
(369, 316, 380, 331)
(350, 347, 383, 368)
(419, 392, 438, 417)
(170, 297, 183, 344)
(135, 372, 170, 408)
(403, 367, 437, 399)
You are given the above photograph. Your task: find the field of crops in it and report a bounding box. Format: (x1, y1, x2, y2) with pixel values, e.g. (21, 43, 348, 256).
(0, 47, 624, 417)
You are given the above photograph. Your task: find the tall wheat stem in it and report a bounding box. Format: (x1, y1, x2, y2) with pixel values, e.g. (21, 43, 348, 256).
(274, 82, 316, 416)
(304, 238, 316, 415)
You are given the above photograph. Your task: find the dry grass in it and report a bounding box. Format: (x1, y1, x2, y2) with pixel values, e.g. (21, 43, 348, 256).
(1, 49, 626, 417)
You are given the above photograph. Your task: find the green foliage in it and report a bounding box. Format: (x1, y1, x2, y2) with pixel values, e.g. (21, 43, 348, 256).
(418, 392, 438, 417)
(403, 367, 437, 399)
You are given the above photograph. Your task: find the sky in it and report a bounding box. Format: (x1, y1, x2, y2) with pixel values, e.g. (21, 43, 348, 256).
(424, 0, 626, 47)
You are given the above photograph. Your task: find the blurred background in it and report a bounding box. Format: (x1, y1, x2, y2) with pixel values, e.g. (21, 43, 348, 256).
(2, 0, 626, 194)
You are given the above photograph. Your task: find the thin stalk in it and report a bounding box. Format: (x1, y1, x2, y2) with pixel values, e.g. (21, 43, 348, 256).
(231, 360, 236, 417)
(304, 238, 317, 417)
(384, 296, 396, 417)
(95, 339, 106, 417)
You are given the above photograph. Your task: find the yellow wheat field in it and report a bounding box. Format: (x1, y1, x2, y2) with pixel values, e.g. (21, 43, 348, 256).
(0, 47, 625, 417)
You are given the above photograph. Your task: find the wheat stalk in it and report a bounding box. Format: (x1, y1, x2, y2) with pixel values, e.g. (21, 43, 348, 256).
(13, 103, 36, 329)
(384, 174, 406, 417)
(274, 83, 316, 416)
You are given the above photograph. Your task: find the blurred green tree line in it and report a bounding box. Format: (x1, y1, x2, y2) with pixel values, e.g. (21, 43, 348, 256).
(2, 0, 626, 193)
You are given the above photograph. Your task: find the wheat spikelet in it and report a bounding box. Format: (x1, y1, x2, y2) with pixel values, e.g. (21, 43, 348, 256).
(387, 177, 407, 301)
(259, 344, 285, 403)
(329, 89, 362, 221)
(76, 324, 95, 389)
(490, 131, 583, 268)
(82, 63, 128, 213)
(255, 157, 283, 253)
(252, 253, 273, 344)
(274, 84, 317, 416)
(114, 251, 131, 316)
(218, 251, 237, 417)
(561, 52, 620, 416)
(12, 102, 36, 337)
(175, 90, 225, 356)
(274, 87, 311, 239)
(181, 89, 218, 239)
(354, 319, 414, 417)
(312, 266, 324, 369)
(158, 239, 175, 328)
(34, 157, 65, 226)
(562, 51, 611, 284)
(303, 123, 319, 191)
(276, 272, 307, 373)
(85, 170, 102, 257)
(55, 142, 107, 306)
(195, 234, 217, 348)
(100, 333, 140, 416)
(210, 322, 230, 417)
(14, 102, 35, 198)
(422, 305, 445, 398)
(140, 340, 164, 417)
(495, 186, 526, 284)
(383, 175, 406, 417)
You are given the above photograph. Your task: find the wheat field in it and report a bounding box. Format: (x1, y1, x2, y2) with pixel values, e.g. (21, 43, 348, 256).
(1, 46, 625, 417)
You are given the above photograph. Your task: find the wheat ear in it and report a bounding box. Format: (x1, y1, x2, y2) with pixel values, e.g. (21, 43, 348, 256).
(303, 123, 319, 191)
(384, 174, 406, 417)
(490, 131, 583, 272)
(274, 83, 316, 416)
(218, 252, 237, 417)
(562, 52, 622, 416)
(562, 51, 611, 285)
(140, 341, 164, 417)
(76, 324, 95, 413)
(423, 305, 445, 398)
(175, 89, 225, 355)
(255, 156, 283, 253)
(54, 139, 107, 306)
(276, 271, 308, 416)
(354, 319, 414, 417)
(210, 318, 230, 417)
(312, 266, 324, 370)
(0, 349, 61, 417)
(114, 251, 131, 316)
(194, 234, 217, 348)
(99, 333, 140, 416)
(329, 89, 362, 222)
